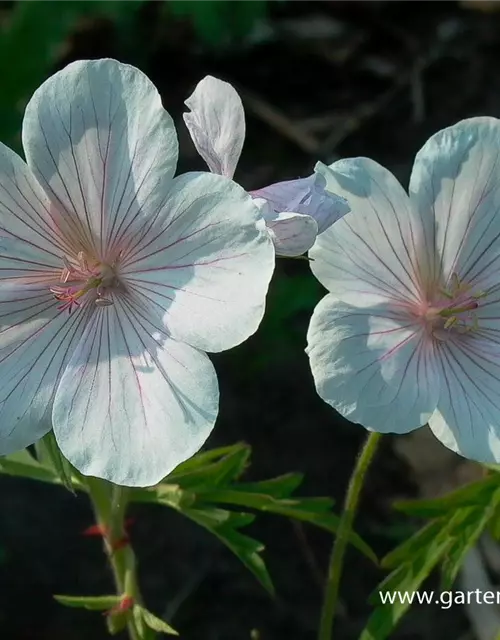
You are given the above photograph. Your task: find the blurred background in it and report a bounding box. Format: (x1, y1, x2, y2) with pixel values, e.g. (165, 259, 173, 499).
(0, 1, 499, 638)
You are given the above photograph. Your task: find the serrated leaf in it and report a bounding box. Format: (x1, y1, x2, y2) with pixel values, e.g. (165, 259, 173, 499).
(199, 488, 377, 563)
(184, 506, 274, 594)
(137, 606, 178, 635)
(54, 594, 120, 611)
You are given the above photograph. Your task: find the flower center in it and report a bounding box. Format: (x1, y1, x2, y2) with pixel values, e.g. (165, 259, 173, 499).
(423, 273, 485, 340)
(50, 251, 121, 313)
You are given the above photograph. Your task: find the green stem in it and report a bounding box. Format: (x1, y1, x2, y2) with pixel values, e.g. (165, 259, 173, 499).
(86, 479, 148, 640)
(318, 432, 382, 640)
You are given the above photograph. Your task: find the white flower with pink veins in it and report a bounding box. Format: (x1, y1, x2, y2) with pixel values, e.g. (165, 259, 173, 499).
(307, 118, 500, 463)
(0, 59, 274, 486)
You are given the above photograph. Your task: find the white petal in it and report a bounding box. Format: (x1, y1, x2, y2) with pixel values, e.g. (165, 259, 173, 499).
(184, 75, 245, 178)
(0, 284, 89, 454)
(120, 172, 275, 353)
(252, 172, 350, 234)
(0, 141, 67, 281)
(265, 210, 318, 257)
(312, 159, 431, 307)
(22, 59, 178, 260)
(429, 334, 500, 463)
(53, 299, 218, 487)
(306, 295, 440, 433)
(409, 117, 500, 292)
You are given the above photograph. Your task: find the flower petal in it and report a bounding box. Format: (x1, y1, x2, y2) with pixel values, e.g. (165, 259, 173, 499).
(0, 141, 68, 281)
(306, 295, 440, 433)
(183, 75, 245, 178)
(429, 335, 500, 463)
(252, 172, 350, 234)
(0, 284, 89, 454)
(311, 159, 431, 307)
(409, 117, 500, 292)
(264, 209, 318, 257)
(120, 172, 275, 353)
(52, 299, 218, 487)
(22, 59, 178, 261)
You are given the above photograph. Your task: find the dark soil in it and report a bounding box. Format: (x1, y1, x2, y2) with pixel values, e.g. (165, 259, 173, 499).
(2, 1, 499, 639)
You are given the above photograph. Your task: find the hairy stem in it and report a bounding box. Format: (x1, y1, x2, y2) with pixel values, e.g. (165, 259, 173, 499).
(318, 432, 382, 640)
(86, 479, 149, 640)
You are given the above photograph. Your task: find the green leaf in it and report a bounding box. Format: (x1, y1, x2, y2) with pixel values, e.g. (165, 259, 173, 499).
(198, 488, 377, 564)
(0, 449, 58, 484)
(394, 475, 498, 517)
(361, 475, 500, 640)
(54, 594, 121, 611)
(35, 432, 75, 493)
(134, 483, 194, 511)
(166, 443, 251, 490)
(441, 486, 500, 589)
(137, 606, 178, 635)
(360, 519, 455, 640)
(184, 505, 274, 594)
(237, 472, 304, 499)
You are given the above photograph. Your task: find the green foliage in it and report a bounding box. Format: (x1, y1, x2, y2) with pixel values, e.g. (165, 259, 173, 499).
(0, 0, 271, 153)
(359, 473, 500, 640)
(167, 0, 269, 49)
(54, 594, 122, 611)
(0, 0, 144, 150)
(252, 270, 324, 370)
(34, 431, 75, 493)
(0, 442, 376, 595)
(135, 606, 178, 636)
(134, 443, 377, 592)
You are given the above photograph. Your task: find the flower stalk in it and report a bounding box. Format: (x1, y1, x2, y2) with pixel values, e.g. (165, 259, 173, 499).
(318, 432, 381, 640)
(86, 478, 150, 640)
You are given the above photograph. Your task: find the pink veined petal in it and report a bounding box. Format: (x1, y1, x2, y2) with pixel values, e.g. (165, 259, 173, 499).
(183, 75, 245, 179)
(0, 283, 90, 454)
(22, 59, 178, 261)
(252, 172, 350, 234)
(410, 117, 500, 292)
(311, 159, 434, 308)
(119, 172, 275, 353)
(52, 297, 218, 487)
(0, 141, 68, 281)
(429, 332, 500, 464)
(306, 295, 440, 432)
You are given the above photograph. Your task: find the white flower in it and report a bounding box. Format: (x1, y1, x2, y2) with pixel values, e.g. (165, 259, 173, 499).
(183, 75, 349, 256)
(307, 117, 500, 464)
(0, 59, 274, 486)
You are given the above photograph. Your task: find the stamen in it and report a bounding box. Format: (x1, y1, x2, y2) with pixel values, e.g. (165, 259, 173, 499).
(51, 252, 120, 313)
(427, 272, 485, 337)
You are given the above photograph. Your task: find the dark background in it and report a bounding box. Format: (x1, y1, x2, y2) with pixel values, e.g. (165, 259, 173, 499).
(0, 1, 497, 638)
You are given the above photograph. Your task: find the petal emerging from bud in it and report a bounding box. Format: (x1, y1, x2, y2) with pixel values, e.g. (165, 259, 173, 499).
(184, 75, 245, 179)
(252, 172, 350, 234)
(253, 197, 318, 256)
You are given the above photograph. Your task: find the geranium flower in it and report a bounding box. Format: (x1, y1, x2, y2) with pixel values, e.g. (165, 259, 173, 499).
(0, 59, 274, 486)
(183, 75, 350, 256)
(307, 118, 500, 463)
